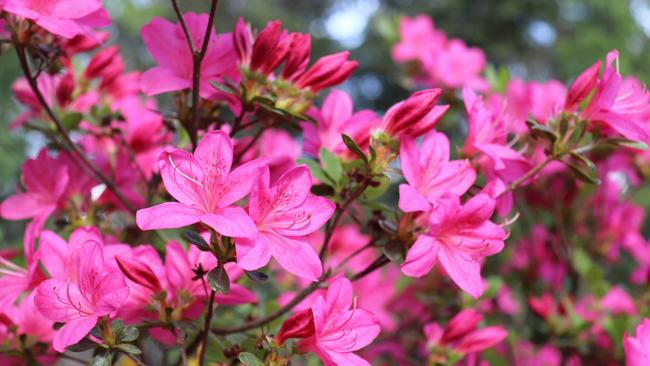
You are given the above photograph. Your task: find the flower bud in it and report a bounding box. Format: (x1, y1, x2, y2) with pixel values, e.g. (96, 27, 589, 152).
(233, 17, 252, 66)
(277, 308, 315, 345)
(564, 60, 601, 111)
(116, 255, 162, 293)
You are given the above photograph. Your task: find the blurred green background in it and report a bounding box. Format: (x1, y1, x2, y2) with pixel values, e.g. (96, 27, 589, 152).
(1, 0, 648, 244)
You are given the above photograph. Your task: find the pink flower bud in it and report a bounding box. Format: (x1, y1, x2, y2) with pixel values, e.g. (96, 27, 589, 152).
(455, 326, 508, 354)
(294, 51, 357, 92)
(233, 17, 252, 65)
(84, 46, 120, 80)
(282, 33, 311, 80)
(277, 308, 315, 345)
(250, 21, 281, 70)
(441, 309, 483, 344)
(564, 60, 601, 111)
(116, 255, 162, 292)
(380, 88, 448, 138)
(56, 72, 75, 106)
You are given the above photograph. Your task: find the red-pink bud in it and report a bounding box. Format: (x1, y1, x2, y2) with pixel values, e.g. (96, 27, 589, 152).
(527, 294, 555, 319)
(84, 46, 120, 79)
(116, 255, 162, 292)
(56, 72, 75, 106)
(455, 326, 508, 354)
(282, 33, 311, 80)
(564, 60, 601, 111)
(250, 20, 281, 72)
(233, 17, 252, 65)
(258, 31, 292, 75)
(277, 309, 315, 345)
(294, 51, 357, 92)
(441, 309, 482, 344)
(380, 88, 447, 138)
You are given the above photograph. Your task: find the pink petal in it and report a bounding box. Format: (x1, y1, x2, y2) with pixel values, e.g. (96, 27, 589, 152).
(401, 235, 439, 277)
(136, 202, 203, 230)
(325, 276, 354, 313)
(274, 196, 335, 237)
(0, 193, 52, 220)
(235, 237, 272, 271)
(194, 130, 233, 187)
(216, 284, 257, 305)
(437, 244, 484, 298)
(321, 90, 354, 130)
(267, 233, 323, 281)
(34, 280, 89, 323)
(141, 67, 191, 96)
(201, 207, 257, 238)
(218, 157, 267, 207)
(53, 316, 98, 352)
(94, 272, 129, 315)
(320, 309, 380, 352)
(158, 148, 206, 207)
(38, 231, 72, 280)
(398, 184, 431, 213)
(326, 351, 373, 366)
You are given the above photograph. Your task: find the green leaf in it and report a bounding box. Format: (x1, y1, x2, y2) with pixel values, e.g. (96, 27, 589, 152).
(562, 160, 600, 184)
(89, 352, 112, 366)
(238, 352, 264, 366)
(182, 230, 211, 252)
(606, 138, 648, 150)
(319, 148, 343, 184)
(383, 240, 405, 263)
(61, 112, 83, 130)
(116, 326, 139, 343)
(208, 264, 230, 294)
(244, 270, 269, 281)
(341, 134, 367, 162)
(297, 158, 330, 184)
(363, 175, 390, 199)
(115, 343, 142, 355)
(67, 337, 98, 352)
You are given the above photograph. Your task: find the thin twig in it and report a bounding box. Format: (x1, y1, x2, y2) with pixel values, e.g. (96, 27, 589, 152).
(502, 155, 554, 196)
(211, 280, 322, 335)
(198, 290, 216, 366)
(170, 0, 196, 55)
(13, 44, 137, 213)
(233, 127, 265, 165)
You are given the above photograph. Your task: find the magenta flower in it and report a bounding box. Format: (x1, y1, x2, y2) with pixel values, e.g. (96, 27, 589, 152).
(140, 13, 237, 98)
(580, 50, 650, 143)
(399, 131, 476, 213)
(424, 309, 507, 356)
(401, 193, 506, 298)
(0, 149, 69, 222)
(624, 318, 650, 366)
(136, 130, 266, 239)
(1, 0, 109, 39)
(302, 89, 379, 158)
(289, 277, 381, 366)
(34, 240, 129, 352)
(236, 165, 334, 281)
(391, 15, 446, 66)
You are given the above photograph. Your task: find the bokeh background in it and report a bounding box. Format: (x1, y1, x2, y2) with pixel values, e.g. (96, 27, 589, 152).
(1, 0, 649, 245)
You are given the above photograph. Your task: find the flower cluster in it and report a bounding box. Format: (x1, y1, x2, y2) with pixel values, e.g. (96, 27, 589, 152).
(0, 2, 649, 365)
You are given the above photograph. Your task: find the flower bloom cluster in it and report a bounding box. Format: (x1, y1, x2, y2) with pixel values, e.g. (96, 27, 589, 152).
(0, 2, 648, 365)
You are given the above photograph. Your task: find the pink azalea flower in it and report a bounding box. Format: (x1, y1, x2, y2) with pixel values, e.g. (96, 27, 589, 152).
(624, 318, 650, 366)
(1, 0, 109, 39)
(236, 165, 335, 281)
(424, 309, 507, 356)
(136, 130, 266, 239)
(580, 50, 650, 142)
(0, 220, 47, 309)
(391, 15, 446, 66)
(116, 241, 256, 343)
(34, 240, 129, 352)
(302, 89, 380, 157)
(283, 277, 381, 366)
(0, 149, 69, 222)
(600, 286, 636, 315)
(428, 39, 487, 91)
(378, 89, 449, 139)
(401, 193, 506, 298)
(398, 131, 476, 213)
(140, 13, 238, 98)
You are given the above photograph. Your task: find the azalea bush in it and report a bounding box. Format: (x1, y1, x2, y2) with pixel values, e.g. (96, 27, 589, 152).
(1, 1, 650, 365)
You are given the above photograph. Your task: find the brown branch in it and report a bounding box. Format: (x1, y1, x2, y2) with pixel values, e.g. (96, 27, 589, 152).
(198, 290, 216, 366)
(13, 44, 137, 213)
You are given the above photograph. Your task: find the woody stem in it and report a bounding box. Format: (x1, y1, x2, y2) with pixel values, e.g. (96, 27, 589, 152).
(198, 290, 216, 366)
(503, 155, 555, 196)
(13, 44, 137, 213)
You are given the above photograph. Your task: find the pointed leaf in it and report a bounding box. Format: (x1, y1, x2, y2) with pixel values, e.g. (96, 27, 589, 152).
(116, 326, 139, 343)
(238, 352, 264, 366)
(208, 264, 230, 294)
(244, 270, 269, 282)
(182, 230, 212, 252)
(342, 134, 367, 162)
(319, 148, 343, 184)
(116, 343, 142, 355)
